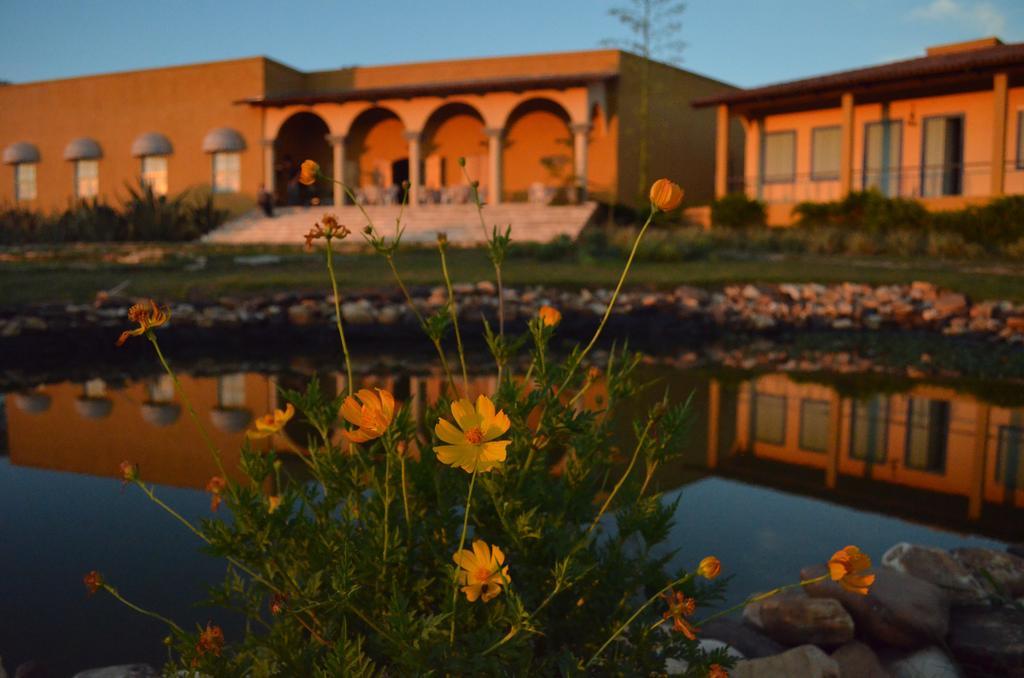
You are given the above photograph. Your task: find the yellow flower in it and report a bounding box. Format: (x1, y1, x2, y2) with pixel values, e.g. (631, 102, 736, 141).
(267, 495, 282, 514)
(298, 159, 319, 185)
(116, 299, 170, 346)
(649, 178, 684, 212)
(247, 403, 295, 439)
(697, 556, 721, 580)
(538, 305, 562, 327)
(662, 589, 699, 640)
(433, 395, 510, 473)
(453, 540, 510, 602)
(119, 461, 139, 483)
(340, 388, 396, 443)
(828, 545, 876, 595)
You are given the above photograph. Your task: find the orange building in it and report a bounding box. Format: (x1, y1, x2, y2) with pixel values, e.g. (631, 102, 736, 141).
(696, 37, 1024, 225)
(0, 50, 738, 215)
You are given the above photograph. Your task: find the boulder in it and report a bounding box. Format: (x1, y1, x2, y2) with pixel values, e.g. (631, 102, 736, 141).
(801, 564, 949, 648)
(1010, 543, 1024, 559)
(71, 666, 157, 678)
(731, 645, 839, 678)
(743, 590, 854, 646)
(948, 606, 1024, 677)
(951, 547, 1024, 597)
(880, 646, 962, 678)
(882, 543, 986, 605)
(831, 641, 889, 678)
(665, 639, 743, 675)
(701, 618, 786, 659)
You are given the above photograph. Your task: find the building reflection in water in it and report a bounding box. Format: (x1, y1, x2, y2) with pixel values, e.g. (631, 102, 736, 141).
(3, 368, 1022, 539)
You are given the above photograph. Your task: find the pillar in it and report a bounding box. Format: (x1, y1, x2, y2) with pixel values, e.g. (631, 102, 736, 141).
(969, 403, 991, 520)
(570, 122, 591, 202)
(748, 117, 763, 200)
(707, 379, 721, 469)
(839, 92, 855, 196)
(485, 127, 503, 205)
(326, 134, 346, 206)
(405, 131, 421, 207)
(991, 72, 1009, 197)
(826, 392, 843, 489)
(715, 104, 729, 198)
(262, 139, 275, 195)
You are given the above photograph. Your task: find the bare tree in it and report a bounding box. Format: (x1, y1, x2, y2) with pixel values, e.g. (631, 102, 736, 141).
(603, 0, 686, 202)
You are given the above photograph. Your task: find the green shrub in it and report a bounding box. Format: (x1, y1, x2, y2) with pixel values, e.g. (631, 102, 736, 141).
(926, 231, 971, 258)
(845, 231, 883, 255)
(711, 193, 766, 228)
(1003, 236, 1024, 260)
(53, 199, 124, 242)
(931, 196, 1024, 247)
(884, 229, 926, 257)
(803, 226, 847, 255)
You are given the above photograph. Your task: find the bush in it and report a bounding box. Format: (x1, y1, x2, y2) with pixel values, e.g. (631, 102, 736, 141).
(845, 231, 884, 256)
(711, 193, 766, 228)
(1003, 236, 1024, 260)
(802, 226, 846, 255)
(926, 231, 971, 258)
(884, 229, 926, 257)
(931, 196, 1024, 247)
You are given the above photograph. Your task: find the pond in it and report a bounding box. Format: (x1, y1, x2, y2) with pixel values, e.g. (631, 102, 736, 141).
(1, 354, 1022, 674)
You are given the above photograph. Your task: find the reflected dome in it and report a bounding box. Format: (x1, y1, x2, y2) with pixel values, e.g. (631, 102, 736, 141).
(140, 402, 182, 427)
(210, 407, 252, 433)
(74, 396, 113, 420)
(13, 392, 52, 414)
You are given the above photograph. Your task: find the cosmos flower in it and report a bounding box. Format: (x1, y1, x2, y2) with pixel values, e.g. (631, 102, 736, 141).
(116, 300, 170, 347)
(339, 389, 395, 444)
(453, 540, 510, 603)
(433, 395, 510, 473)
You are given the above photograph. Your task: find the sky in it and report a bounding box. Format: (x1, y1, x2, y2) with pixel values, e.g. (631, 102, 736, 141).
(1, 0, 1023, 88)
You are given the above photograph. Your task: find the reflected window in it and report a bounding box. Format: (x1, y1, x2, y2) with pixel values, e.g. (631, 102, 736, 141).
(147, 375, 175, 403)
(799, 399, 831, 453)
(15, 163, 37, 201)
(905, 399, 949, 473)
(850, 396, 888, 462)
(753, 392, 786, 445)
(83, 379, 107, 398)
(996, 425, 1023, 491)
(212, 152, 241, 193)
(141, 156, 168, 197)
(75, 159, 99, 198)
(217, 374, 246, 408)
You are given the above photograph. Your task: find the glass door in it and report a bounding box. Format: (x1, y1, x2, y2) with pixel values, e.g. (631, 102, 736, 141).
(921, 116, 963, 197)
(863, 121, 902, 196)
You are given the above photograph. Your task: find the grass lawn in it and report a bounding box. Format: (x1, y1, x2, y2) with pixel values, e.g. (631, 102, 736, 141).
(2, 243, 1023, 305)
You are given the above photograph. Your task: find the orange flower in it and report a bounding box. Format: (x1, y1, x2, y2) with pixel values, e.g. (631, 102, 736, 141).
(649, 178, 684, 212)
(247, 403, 295, 439)
(195, 622, 224, 657)
(116, 299, 170, 346)
(708, 664, 728, 678)
(83, 570, 104, 595)
(662, 589, 699, 640)
(828, 545, 876, 595)
(538, 305, 562, 327)
(303, 214, 350, 249)
(267, 495, 282, 514)
(697, 556, 721, 580)
(269, 593, 287, 616)
(206, 476, 226, 512)
(453, 540, 510, 603)
(339, 388, 396, 443)
(433, 395, 510, 473)
(119, 461, 138, 484)
(298, 159, 319, 185)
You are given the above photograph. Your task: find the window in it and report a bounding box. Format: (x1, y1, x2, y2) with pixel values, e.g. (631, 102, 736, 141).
(14, 163, 36, 201)
(905, 399, 949, 473)
(212, 152, 241, 193)
(921, 115, 964, 197)
(996, 425, 1023, 490)
(811, 127, 841, 181)
(850, 395, 888, 462)
(1017, 111, 1024, 170)
(799, 399, 831, 453)
(863, 121, 902, 197)
(753, 392, 787, 445)
(217, 374, 247, 408)
(762, 131, 796, 184)
(141, 156, 168, 196)
(75, 159, 99, 198)
(83, 378, 107, 398)
(147, 375, 176, 403)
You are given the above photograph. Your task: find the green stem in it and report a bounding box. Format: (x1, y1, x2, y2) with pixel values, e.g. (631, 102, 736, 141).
(400, 455, 411, 527)
(449, 468, 478, 645)
(324, 240, 354, 396)
(103, 584, 184, 634)
(139, 482, 210, 544)
(585, 417, 654, 538)
(461, 163, 506, 369)
(694, 574, 830, 628)
(438, 242, 469, 395)
(382, 448, 392, 561)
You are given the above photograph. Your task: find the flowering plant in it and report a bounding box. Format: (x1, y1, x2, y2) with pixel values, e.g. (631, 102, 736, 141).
(91, 171, 872, 676)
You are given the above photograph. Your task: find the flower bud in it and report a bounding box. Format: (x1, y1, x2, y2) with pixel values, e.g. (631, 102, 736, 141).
(299, 160, 319, 186)
(649, 178, 684, 212)
(538, 305, 561, 327)
(457, 157, 466, 167)
(697, 555, 721, 580)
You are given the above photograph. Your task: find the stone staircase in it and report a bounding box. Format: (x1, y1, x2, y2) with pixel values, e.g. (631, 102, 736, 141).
(203, 202, 600, 246)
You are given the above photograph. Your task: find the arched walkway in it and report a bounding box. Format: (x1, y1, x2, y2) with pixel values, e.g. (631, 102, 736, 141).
(502, 98, 573, 203)
(274, 112, 331, 205)
(346, 107, 407, 205)
(421, 103, 487, 202)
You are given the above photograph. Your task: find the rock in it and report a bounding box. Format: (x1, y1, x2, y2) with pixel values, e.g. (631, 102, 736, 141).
(665, 639, 744, 675)
(287, 304, 315, 326)
(1010, 543, 1024, 559)
(881, 646, 962, 678)
(702, 618, 786, 659)
(951, 547, 1024, 597)
(948, 606, 1024, 677)
(801, 564, 949, 648)
(71, 666, 158, 678)
(831, 641, 889, 678)
(341, 301, 375, 325)
(13, 663, 46, 678)
(731, 645, 840, 678)
(377, 305, 402, 325)
(882, 543, 986, 605)
(476, 280, 496, 294)
(934, 293, 967, 316)
(743, 590, 854, 646)
(0, 656, 6, 678)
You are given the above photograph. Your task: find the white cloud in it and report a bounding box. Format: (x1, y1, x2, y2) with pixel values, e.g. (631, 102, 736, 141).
(909, 0, 1006, 35)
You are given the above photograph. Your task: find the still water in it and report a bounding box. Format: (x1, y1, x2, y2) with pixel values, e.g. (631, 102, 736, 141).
(1, 359, 1021, 673)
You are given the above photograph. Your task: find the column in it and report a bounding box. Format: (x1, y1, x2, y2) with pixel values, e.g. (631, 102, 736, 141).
(570, 122, 591, 202)
(826, 392, 843, 489)
(991, 72, 1009, 197)
(707, 379, 721, 469)
(326, 134, 346, 206)
(747, 117, 763, 200)
(262, 139, 275, 195)
(715, 104, 730, 198)
(404, 131, 421, 207)
(485, 127, 503, 205)
(839, 92, 855, 197)
(968, 403, 991, 520)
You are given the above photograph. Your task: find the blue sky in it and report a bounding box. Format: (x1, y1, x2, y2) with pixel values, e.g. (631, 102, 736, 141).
(1, 0, 1023, 88)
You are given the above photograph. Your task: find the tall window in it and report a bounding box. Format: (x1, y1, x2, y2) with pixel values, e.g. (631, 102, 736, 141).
(850, 395, 888, 462)
(75, 159, 99, 198)
(811, 126, 841, 181)
(996, 425, 1023, 491)
(799, 399, 831, 453)
(141, 156, 168, 196)
(762, 131, 796, 183)
(753, 392, 787, 445)
(212, 152, 241, 193)
(905, 399, 949, 473)
(921, 115, 964, 197)
(1017, 111, 1024, 170)
(14, 163, 37, 201)
(864, 120, 902, 196)
(217, 374, 247, 408)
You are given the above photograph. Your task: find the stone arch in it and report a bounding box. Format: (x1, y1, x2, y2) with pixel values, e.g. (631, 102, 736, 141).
(420, 102, 488, 194)
(274, 111, 331, 205)
(501, 97, 574, 202)
(346, 106, 408, 198)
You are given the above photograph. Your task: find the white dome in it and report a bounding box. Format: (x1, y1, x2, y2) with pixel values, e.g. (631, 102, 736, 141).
(63, 137, 103, 160)
(2, 141, 40, 164)
(202, 127, 246, 153)
(131, 132, 173, 157)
